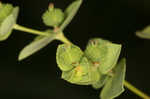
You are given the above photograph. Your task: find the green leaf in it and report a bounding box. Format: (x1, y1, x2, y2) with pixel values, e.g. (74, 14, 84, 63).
(100, 58, 126, 99)
(0, 3, 19, 41)
(56, 44, 83, 71)
(18, 31, 55, 61)
(42, 7, 65, 27)
(60, 0, 82, 30)
(92, 74, 108, 89)
(136, 25, 150, 39)
(85, 38, 121, 74)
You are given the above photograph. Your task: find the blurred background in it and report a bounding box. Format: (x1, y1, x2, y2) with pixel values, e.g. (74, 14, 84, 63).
(0, 0, 150, 99)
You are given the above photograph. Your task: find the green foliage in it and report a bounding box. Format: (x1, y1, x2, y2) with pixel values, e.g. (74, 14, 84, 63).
(18, 30, 55, 61)
(56, 39, 124, 92)
(100, 59, 126, 99)
(136, 25, 150, 39)
(0, 3, 19, 41)
(42, 4, 65, 27)
(60, 0, 82, 30)
(0, 1, 133, 99)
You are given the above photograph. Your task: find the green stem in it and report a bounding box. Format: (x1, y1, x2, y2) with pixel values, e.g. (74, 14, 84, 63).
(124, 80, 150, 99)
(13, 24, 150, 99)
(13, 24, 72, 44)
(55, 32, 72, 45)
(13, 24, 50, 36)
(57, 34, 150, 99)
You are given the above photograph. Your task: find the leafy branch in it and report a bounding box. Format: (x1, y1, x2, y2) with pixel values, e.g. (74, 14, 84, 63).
(0, 1, 149, 99)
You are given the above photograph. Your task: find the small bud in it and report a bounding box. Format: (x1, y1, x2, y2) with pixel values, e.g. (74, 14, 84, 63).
(48, 3, 54, 11)
(42, 5, 65, 27)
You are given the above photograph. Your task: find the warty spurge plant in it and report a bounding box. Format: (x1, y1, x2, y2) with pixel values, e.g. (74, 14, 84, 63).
(0, 0, 150, 99)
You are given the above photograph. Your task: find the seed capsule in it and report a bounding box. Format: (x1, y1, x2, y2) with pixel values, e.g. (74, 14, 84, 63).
(42, 3, 65, 27)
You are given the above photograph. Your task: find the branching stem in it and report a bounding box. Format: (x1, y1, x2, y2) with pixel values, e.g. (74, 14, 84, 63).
(13, 24, 150, 99)
(13, 24, 50, 36)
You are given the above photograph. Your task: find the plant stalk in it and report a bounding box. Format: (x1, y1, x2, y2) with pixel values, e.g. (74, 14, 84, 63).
(13, 24, 50, 36)
(124, 80, 150, 99)
(13, 24, 150, 99)
(58, 35, 150, 99)
(55, 32, 72, 45)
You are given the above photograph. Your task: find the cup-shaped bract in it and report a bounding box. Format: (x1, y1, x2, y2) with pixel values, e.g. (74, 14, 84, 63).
(85, 38, 121, 74)
(0, 2, 19, 41)
(56, 44, 83, 71)
(57, 44, 103, 85)
(42, 4, 65, 27)
(61, 56, 95, 85)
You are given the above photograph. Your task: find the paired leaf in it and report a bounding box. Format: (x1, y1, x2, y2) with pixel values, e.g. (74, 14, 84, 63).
(100, 58, 126, 99)
(0, 3, 19, 41)
(60, 0, 82, 30)
(136, 25, 150, 39)
(18, 31, 55, 61)
(85, 38, 121, 74)
(56, 44, 83, 71)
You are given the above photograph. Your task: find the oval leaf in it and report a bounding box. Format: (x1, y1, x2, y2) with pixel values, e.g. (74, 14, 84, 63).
(18, 32, 55, 61)
(100, 58, 126, 99)
(60, 0, 82, 30)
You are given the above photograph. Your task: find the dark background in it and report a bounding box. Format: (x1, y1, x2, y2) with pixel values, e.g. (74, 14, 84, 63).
(0, 0, 150, 99)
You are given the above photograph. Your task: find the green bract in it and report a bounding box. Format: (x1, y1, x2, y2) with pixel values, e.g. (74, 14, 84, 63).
(100, 59, 126, 99)
(42, 4, 65, 27)
(85, 38, 121, 74)
(0, 3, 19, 41)
(56, 44, 83, 71)
(92, 74, 108, 89)
(61, 57, 91, 85)
(56, 39, 123, 87)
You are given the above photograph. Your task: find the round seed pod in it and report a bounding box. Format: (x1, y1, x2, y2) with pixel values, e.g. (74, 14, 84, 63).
(42, 3, 65, 27)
